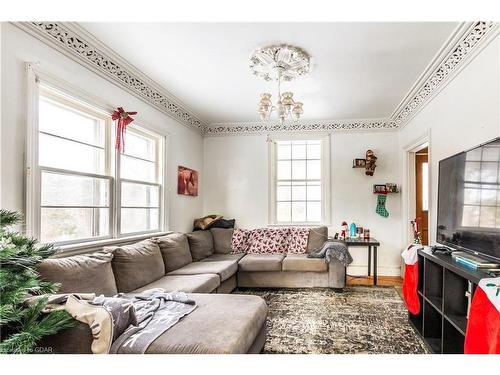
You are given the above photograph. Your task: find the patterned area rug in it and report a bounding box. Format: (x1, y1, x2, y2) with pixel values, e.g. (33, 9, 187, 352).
(235, 286, 429, 354)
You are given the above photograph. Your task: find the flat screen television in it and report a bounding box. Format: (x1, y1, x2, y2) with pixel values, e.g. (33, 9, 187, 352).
(437, 137, 500, 262)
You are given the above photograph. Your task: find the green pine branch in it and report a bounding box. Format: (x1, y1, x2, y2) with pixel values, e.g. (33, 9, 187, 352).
(0, 210, 76, 354)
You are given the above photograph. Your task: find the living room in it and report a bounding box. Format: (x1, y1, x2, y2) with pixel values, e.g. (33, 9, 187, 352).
(1, 0, 499, 372)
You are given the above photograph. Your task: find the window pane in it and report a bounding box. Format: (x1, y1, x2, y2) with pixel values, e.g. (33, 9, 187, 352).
(292, 143, 306, 159)
(307, 142, 321, 159)
(464, 162, 480, 181)
(307, 160, 321, 180)
(307, 182, 321, 201)
(479, 206, 496, 228)
(291, 182, 306, 200)
(277, 142, 291, 160)
(39, 98, 104, 147)
(277, 160, 291, 180)
(482, 146, 500, 162)
(41, 208, 108, 243)
(41, 172, 109, 207)
(120, 208, 159, 234)
(291, 202, 306, 222)
(307, 202, 322, 222)
(39, 133, 105, 174)
(465, 149, 482, 161)
(481, 162, 497, 183)
(462, 206, 479, 227)
(277, 202, 291, 222)
(292, 160, 306, 180)
(123, 131, 155, 161)
(422, 162, 429, 211)
(121, 182, 159, 207)
(464, 188, 480, 205)
(481, 188, 497, 205)
(277, 182, 291, 201)
(121, 155, 156, 183)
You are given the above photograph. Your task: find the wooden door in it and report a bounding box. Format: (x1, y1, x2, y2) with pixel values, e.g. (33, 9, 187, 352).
(415, 148, 429, 245)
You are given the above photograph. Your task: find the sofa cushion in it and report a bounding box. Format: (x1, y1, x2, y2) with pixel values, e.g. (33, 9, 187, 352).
(106, 240, 165, 293)
(246, 228, 289, 254)
(167, 261, 237, 282)
(282, 254, 328, 272)
(238, 254, 285, 272)
(307, 226, 328, 253)
(154, 233, 193, 272)
(210, 228, 234, 254)
(186, 231, 214, 261)
(231, 228, 251, 254)
(37, 252, 117, 296)
(145, 293, 268, 354)
(288, 227, 310, 254)
(132, 274, 219, 294)
(201, 253, 246, 262)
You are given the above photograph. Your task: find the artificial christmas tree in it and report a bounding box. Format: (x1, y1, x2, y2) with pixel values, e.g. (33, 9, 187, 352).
(0, 210, 75, 353)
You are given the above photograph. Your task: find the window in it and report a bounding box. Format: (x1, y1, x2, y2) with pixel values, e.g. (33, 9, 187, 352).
(269, 135, 330, 224)
(30, 84, 165, 246)
(461, 144, 500, 228)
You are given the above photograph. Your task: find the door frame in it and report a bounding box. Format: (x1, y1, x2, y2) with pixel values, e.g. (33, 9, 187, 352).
(402, 130, 432, 249)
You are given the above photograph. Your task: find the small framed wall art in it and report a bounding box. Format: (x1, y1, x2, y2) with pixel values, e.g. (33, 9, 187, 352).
(178, 166, 199, 196)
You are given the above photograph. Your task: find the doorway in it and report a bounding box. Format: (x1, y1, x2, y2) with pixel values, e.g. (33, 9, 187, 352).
(415, 147, 429, 245)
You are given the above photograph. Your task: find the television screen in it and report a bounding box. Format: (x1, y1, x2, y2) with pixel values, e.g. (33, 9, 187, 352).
(437, 137, 500, 261)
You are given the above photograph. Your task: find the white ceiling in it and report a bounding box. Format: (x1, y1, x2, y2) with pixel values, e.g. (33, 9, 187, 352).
(80, 22, 458, 124)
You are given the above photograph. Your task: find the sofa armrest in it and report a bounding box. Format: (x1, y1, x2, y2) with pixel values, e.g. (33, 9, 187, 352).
(37, 321, 93, 354)
(328, 258, 346, 290)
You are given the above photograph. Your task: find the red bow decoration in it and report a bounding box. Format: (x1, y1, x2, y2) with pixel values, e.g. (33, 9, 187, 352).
(112, 107, 137, 153)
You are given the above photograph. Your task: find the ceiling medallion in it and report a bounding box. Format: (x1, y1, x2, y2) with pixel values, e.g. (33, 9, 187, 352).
(250, 44, 311, 125)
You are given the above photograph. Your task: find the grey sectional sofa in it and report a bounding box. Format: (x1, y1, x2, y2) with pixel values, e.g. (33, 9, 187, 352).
(37, 226, 344, 354)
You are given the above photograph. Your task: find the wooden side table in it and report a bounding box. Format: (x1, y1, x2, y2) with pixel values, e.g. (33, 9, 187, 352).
(345, 238, 381, 285)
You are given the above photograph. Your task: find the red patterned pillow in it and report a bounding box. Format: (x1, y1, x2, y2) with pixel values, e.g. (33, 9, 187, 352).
(288, 227, 310, 254)
(231, 228, 251, 254)
(247, 228, 290, 254)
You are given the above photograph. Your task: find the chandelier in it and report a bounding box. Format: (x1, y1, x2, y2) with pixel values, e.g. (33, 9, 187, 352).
(250, 44, 311, 125)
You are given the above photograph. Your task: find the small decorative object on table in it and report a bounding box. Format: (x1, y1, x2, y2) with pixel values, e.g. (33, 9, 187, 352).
(357, 226, 364, 239)
(349, 223, 357, 238)
(363, 229, 370, 240)
(340, 221, 348, 240)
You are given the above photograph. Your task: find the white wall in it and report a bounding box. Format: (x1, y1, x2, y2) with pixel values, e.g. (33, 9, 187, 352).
(399, 34, 500, 247)
(204, 131, 403, 276)
(0, 23, 204, 233)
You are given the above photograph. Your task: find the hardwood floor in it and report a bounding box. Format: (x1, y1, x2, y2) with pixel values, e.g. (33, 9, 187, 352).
(346, 275, 402, 287)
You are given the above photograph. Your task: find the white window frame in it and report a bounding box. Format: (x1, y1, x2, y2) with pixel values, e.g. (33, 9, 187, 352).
(268, 133, 331, 226)
(25, 65, 168, 249)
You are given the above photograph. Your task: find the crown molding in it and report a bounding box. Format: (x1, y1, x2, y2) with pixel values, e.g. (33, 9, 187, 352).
(12, 21, 498, 137)
(13, 22, 207, 134)
(392, 21, 498, 127)
(204, 119, 397, 136)
(208, 21, 499, 135)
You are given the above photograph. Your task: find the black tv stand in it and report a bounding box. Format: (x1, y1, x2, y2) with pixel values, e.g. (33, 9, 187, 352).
(408, 248, 492, 354)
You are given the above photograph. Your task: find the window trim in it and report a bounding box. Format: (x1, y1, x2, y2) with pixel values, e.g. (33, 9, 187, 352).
(268, 133, 331, 226)
(26, 66, 169, 249)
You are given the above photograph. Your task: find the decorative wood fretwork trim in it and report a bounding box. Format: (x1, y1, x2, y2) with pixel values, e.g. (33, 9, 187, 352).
(392, 21, 498, 127)
(204, 120, 398, 136)
(14, 22, 207, 133)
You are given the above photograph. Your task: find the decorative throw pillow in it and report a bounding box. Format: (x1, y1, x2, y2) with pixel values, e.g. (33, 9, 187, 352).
(288, 227, 310, 254)
(231, 228, 251, 254)
(246, 228, 290, 254)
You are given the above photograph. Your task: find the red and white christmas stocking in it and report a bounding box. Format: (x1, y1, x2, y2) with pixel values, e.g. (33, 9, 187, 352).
(401, 244, 422, 315)
(464, 277, 500, 354)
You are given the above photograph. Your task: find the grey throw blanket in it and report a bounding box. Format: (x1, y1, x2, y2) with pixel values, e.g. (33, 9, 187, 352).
(109, 289, 197, 354)
(307, 239, 353, 267)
